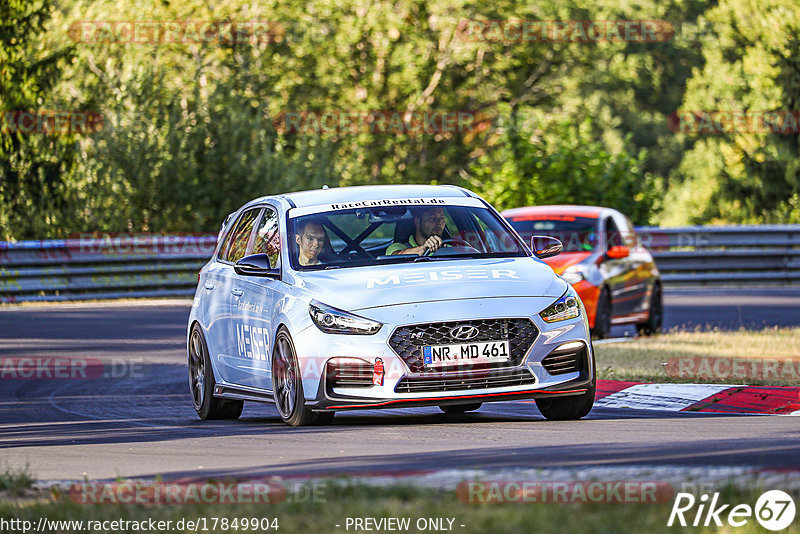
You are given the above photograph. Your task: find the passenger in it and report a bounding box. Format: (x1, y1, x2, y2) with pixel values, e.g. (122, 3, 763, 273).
(386, 206, 447, 256)
(295, 219, 326, 266)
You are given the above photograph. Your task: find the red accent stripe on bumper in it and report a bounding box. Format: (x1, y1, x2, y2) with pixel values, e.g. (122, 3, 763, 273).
(325, 387, 588, 410)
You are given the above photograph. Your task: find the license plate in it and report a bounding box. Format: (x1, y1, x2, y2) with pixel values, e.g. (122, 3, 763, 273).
(422, 340, 510, 368)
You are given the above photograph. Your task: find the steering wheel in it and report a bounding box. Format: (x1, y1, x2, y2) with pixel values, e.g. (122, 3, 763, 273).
(442, 238, 471, 247)
(427, 238, 481, 256)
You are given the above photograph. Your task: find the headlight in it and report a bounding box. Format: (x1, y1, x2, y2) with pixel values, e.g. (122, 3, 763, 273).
(309, 300, 382, 335)
(540, 289, 581, 323)
(561, 265, 586, 285)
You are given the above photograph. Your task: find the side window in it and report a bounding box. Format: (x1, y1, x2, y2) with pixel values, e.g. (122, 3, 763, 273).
(252, 208, 281, 269)
(217, 218, 237, 260)
(623, 216, 638, 248)
(604, 217, 623, 250)
(464, 210, 518, 253)
(224, 209, 261, 263)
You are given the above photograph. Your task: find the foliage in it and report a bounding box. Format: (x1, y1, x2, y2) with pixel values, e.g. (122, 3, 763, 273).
(470, 110, 659, 224)
(3, 0, 797, 237)
(0, 464, 34, 496)
(663, 0, 800, 224)
(0, 0, 76, 240)
(3, 477, 797, 534)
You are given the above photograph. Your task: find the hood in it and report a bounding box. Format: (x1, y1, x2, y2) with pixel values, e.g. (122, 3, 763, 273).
(292, 257, 568, 312)
(542, 252, 592, 275)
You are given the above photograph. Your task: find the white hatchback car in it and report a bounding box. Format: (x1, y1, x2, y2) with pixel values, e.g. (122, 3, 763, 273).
(187, 185, 595, 426)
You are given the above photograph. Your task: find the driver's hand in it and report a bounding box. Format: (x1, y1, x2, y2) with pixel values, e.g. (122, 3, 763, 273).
(421, 235, 443, 255)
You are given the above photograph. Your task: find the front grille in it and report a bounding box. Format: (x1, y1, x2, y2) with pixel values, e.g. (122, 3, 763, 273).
(326, 360, 373, 389)
(388, 318, 538, 373)
(394, 369, 536, 393)
(541, 344, 587, 375)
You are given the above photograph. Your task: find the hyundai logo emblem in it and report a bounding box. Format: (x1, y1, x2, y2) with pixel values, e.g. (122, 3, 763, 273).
(449, 325, 479, 341)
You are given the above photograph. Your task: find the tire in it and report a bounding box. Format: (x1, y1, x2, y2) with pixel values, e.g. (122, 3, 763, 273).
(535, 348, 596, 421)
(313, 411, 336, 425)
(440, 403, 482, 415)
(636, 283, 663, 336)
(591, 287, 612, 339)
(188, 324, 244, 420)
(272, 327, 334, 426)
(534, 382, 595, 421)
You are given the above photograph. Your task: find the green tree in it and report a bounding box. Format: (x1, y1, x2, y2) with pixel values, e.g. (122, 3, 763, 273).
(471, 111, 658, 224)
(1, 0, 753, 238)
(52, 0, 606, 233)
(568, 0, 712, 188)
(0, 0, 75, 239)
(56, 0, 340, 233)
(663, 0, 800, 224)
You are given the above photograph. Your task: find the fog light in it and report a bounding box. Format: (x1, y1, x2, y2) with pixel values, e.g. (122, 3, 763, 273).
(556, 341, 584, 351)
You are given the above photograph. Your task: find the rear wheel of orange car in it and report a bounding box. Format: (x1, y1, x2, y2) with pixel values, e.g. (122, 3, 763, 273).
(591, 287, 612, 339)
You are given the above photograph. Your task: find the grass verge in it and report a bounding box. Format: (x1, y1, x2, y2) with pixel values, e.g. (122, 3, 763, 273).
(1, 478, 798, 534)
(0, 465, 34, 497)
(594, 327, 800, 385)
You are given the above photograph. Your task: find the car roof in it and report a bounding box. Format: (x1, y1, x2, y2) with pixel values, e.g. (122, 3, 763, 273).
(249, 184, 474, 210)
(501, 205, 616, 219)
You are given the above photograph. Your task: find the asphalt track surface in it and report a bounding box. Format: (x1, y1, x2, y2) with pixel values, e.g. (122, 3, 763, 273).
(1, 289, 799, 482)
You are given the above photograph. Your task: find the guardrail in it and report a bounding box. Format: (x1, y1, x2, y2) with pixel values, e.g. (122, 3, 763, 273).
(0, 235, 215, 303)
(0, 225, 798, 303)
(637, 225, 800, 286)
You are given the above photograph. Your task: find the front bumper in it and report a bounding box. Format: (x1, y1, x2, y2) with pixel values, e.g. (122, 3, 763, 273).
(294, 298, 594, 412)
(308, 366, 594, 411)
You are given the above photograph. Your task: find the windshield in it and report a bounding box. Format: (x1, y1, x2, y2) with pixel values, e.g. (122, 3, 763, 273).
(507, 216, 599, 252)
(289, 203, 527, 270)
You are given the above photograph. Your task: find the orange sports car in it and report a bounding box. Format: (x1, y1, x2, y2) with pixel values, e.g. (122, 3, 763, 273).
(502, 205, 662, 339)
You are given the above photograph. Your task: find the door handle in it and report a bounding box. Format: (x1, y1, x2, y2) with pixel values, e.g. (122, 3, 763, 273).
(204, 282, 215, 290)
(231, 289, 243, 297)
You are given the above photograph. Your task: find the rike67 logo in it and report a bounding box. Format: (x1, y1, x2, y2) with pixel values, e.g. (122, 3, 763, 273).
(668, 490, 796, 531)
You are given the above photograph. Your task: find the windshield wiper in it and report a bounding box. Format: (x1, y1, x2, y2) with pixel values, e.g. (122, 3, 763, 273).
(413, 253, 491, 262)
(374, 254, 418, 263)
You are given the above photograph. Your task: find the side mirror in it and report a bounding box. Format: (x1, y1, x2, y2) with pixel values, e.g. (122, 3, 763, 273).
(531, 236, 563, 259)
(606, 245, 630, 259)
(234, 253, 280, 278)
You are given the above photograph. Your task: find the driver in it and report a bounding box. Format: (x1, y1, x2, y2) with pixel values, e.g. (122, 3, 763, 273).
(295, 219, 326, 266)
(386, 206, 447, 256)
